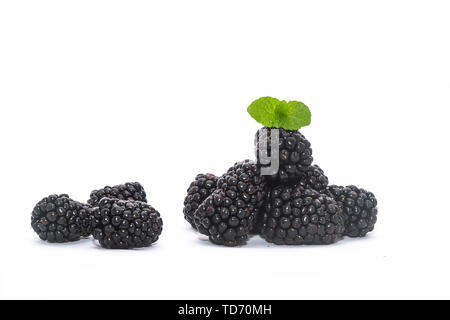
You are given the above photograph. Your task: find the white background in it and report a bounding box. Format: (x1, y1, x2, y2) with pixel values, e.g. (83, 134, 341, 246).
(1, 0, 449, 300)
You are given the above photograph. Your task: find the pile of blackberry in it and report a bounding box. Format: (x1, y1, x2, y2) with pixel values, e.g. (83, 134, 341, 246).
(31, 182, 163, 249)
(183, 97, 378, 246)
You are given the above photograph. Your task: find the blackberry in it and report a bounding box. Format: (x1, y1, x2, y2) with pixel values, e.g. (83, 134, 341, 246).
(327, 185, 378, 237)
(88, 182, 147, 206)
(261, 184, 345, 245)
(92, 198, 163, 249)
(193, 190, 254, 246)
(193, 160, 267, 246)
(298, 165, 329, 193)
(255, 127, 313, 185)
(31, 194, 93, 243)
(217, 160, 267, 209)
(183, 173, 218, 228)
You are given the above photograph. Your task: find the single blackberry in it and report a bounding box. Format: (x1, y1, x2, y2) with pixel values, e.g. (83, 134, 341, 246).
(255, 127, 313, 185)
(193, 160, 267, 246)
(261, 184, 345, 245)
(217, 160, 267, 209)
(193, 190, 255, 246)
(183, 173, 218, 228)
(92, 198, 163, 249)
(327, 185, 378, 237)
(297, 165, 329, 193)
(88, 182, 147, 206)
(31, 194, 93, 243)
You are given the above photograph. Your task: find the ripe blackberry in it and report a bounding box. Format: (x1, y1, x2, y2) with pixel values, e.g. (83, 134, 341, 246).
(217, 160, 267, 208)
(255, 127, 313, 185)
(92, 198, 163, 249)
(327, 185, 378, 237)
(193, 190, 255, 246)
(88, 182, 147, 206)
(183, 173, 218, 228)
(31, 194, 93, 243)
(193, 160, 267, 246)
(261, 184, 344, 245)
(298, 165, 329, 193)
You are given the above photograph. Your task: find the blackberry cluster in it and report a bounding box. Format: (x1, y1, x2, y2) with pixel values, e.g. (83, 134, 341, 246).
(31, 194, 93, 243)
(88, 182, 147, 206)
(255, 127, 313, 184)
(261, 184, 344, 245)
(191, 160, 267, 246)
(183, 173, 218, 229)
(92, 198, 163, 249)
(185, 126, 377, 246)
(327, 185, 378, 237)
(185, 97, 379, 246)
(31, 182, 163, 249)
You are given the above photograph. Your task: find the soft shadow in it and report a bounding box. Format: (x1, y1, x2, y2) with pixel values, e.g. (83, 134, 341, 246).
(193, 233, 375, 249)
(90, 238, 161, 251)
(33, 236, 91, 247)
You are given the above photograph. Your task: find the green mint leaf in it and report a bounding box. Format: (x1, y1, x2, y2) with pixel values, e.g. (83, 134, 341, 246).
(280, 100, 311, 130)
(247, 96, 281, 128)
(247, 97, 311, 130)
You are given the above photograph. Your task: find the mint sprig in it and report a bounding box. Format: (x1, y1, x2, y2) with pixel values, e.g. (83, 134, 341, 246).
(247, 97, 311, 130)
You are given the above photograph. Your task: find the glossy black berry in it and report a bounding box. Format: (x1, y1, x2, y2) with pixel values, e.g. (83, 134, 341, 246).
(92, 198, 163, 249)
(261, 184, 345, 245)
(88, 182, 147, 206)
(183, 173, 218, 229)
(297, 165, 329, 193)
(193, 160, 267, 246)
(327, 185, 378, 237)
(255, 127, 313, 185)
(31, 194, 94, 243)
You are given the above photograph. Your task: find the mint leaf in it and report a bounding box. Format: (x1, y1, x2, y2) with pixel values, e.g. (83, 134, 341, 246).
(247, 97, 280, 127)
(247, 97, 311, 130)
(280, 100, 311, 130)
